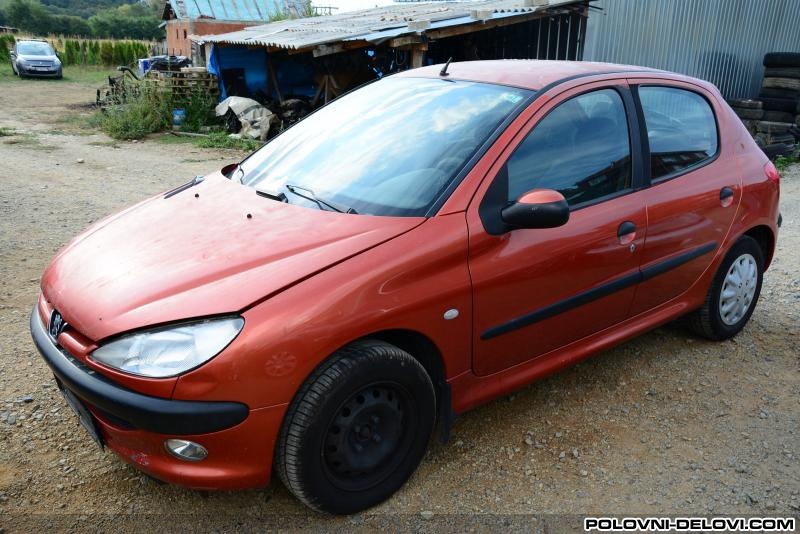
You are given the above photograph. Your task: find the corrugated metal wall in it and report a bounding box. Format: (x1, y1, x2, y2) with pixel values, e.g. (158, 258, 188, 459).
(583, 0, 800, 98)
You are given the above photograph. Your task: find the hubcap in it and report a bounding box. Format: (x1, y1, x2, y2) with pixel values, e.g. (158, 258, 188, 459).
(323, 384, 410, 491)
(719, 253, 757, 326)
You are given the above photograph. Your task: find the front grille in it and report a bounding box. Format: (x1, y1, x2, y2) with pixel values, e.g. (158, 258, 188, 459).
(57, 349, 137, 430)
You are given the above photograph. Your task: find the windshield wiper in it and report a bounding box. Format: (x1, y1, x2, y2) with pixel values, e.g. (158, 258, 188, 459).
(285, 183, 357, 214)
(234, 165, 245, 183)
(255, 186, 288, 203)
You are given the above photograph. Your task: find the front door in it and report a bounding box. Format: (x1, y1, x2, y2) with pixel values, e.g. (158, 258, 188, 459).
(468, 82, 647, 376)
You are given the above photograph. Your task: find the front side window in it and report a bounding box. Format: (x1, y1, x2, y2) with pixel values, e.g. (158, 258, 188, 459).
(638, 86, 718, 180)
(505, 88, 632, 207)
(238, 77, 532, 217)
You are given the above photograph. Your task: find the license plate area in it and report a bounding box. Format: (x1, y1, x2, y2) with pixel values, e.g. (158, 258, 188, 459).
(55, 378, 104, 449)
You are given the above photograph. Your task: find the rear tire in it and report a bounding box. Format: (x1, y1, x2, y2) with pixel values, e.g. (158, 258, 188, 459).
(689, 236, 764, 341)
(762, 110, 795, 123)
(275, 340, 436, 514)
(759, 97, 797, 113)
(732, 108, 763, 120)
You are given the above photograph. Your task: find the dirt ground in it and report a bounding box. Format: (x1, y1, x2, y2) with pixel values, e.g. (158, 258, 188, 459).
(0, 75, 798, 532)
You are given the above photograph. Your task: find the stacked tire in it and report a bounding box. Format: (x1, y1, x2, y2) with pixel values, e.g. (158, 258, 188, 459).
(729, 52, 800, 159)
(758, 52, 799, 158)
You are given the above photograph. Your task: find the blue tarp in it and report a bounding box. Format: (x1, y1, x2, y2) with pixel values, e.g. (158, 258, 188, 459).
(208, 44, 316, 102)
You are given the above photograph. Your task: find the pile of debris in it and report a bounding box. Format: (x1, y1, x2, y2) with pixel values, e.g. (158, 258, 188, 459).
(730, 52, 800, 159)
(95, 56, 195, 108)
(215, 96, 311, 141)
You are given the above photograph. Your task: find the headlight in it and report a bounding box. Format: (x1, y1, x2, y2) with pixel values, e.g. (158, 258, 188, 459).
(91, 317, 244, 378)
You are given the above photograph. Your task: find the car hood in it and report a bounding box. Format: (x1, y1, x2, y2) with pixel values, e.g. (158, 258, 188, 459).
(18, 54, 58, 62)
(41, 172, 424, 341)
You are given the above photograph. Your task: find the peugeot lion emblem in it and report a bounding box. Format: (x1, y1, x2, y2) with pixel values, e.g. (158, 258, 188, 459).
(48, 310, 67, 341)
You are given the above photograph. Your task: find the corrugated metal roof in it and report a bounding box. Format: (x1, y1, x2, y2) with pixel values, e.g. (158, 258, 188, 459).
(164, 0, 306, 23)
(195, 0, 587, 49)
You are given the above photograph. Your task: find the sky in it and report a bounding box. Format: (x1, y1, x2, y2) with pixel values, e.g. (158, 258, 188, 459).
(312, 0, 398, 14)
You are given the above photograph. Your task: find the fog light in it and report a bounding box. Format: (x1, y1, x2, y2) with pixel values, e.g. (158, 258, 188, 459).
(165, 439, 208, 461)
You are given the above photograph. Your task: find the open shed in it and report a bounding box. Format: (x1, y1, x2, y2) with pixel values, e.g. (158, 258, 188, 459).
(193, 0, 591, 104)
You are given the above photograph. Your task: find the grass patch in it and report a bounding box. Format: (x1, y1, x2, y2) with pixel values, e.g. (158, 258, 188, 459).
(157, 132, 261, 153)
(1, 132, 57, 151)
(195, 132, 262, 152)
(88, 140, 120, 148)
(0, 63, 119, 84)
(774, 154, 799, 172)
(155, 133, 195, 145)
(0, 127, 15, 137)
(54, 111, 104, 134)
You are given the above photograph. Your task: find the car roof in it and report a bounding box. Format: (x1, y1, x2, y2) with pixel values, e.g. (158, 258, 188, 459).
(397, 60, 668, 91)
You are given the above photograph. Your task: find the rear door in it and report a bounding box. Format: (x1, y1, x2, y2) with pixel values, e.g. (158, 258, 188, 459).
(628, 81, 741, 315)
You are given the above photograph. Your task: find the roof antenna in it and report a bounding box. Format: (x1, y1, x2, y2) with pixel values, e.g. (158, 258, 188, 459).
(439, 57, 453, 77)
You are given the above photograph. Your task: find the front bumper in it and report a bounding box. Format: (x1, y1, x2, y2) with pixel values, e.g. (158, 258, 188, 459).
(30, 308, 283, 489)
(17, 64, 61, 77)
(30, 308, 248, 434)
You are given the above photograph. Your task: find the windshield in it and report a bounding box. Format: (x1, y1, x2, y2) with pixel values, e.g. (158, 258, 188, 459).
(238, 77, 532, 216)
(18, 42, 55, 56)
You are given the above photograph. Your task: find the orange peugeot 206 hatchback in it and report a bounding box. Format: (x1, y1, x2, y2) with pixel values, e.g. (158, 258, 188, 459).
(31, 61, 780, 514)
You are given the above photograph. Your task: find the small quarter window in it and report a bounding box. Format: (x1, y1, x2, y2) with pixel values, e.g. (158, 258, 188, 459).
(638, 86, 718, 180)
(506, 88, 632, 207)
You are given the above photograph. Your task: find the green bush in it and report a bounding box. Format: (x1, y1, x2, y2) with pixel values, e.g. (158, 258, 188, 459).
(175, 88, 220, 133)
(63, 39, 80, 66)
(100, 40, 113, 66)
(86, 40, 99, 65)
(0, 35, 15, 63)
(99, 87, 171, 140)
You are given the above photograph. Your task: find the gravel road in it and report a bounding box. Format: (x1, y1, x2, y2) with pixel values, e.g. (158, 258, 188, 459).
(0, 76, 797, 532)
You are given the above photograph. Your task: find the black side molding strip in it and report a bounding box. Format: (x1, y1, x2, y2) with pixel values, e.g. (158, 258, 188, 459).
(481, 242, 717, 341)
(640, 242, 716, 281)
(30, 308, 249, 435)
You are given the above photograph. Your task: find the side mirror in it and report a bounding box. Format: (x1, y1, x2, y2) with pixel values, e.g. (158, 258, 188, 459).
(501, 189, 569, 229)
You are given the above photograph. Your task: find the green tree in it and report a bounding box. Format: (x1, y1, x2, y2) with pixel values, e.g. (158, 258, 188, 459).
(111, 39, 124, 65)
(100, 39, 112, 65)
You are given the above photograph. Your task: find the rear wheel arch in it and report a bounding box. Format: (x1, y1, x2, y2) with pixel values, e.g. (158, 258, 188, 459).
(742, 225, 775, 269)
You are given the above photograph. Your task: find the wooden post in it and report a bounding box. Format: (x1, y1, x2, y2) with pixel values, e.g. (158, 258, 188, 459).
(410, 43, 428, 69)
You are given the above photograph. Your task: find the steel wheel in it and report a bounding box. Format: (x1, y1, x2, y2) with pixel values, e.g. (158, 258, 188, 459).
(322, 383, 414, 492)
(275, 340, 436, 514)
(719, 253, 757, 326)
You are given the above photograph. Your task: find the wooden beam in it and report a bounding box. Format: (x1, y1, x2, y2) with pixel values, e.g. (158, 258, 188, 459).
(312, 40, 369, 57)
(389, 35, 424, 48)
(426, 9, 570, 40)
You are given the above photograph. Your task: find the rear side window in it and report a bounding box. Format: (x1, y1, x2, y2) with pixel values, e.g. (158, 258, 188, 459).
(506, 88, 632, 207)
(638, 86, 718, 180)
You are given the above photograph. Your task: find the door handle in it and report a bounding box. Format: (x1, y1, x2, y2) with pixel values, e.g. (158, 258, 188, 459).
(617, 221, 637, 246)
(720, 186, 734, 207)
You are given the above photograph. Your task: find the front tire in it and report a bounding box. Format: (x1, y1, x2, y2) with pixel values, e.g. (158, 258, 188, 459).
(275, 340, 436, 514)
(689, 236, 764, 340)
